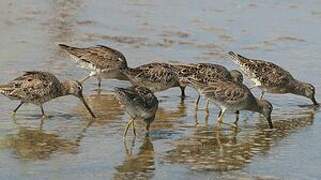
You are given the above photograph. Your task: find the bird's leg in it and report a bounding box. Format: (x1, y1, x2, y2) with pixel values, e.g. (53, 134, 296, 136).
(97, 79, 102, 88)
(40, 105, 48, 119)
(259, 91, 265, 100)
(132, 119, 137, 136)
(180, 86, 186, 98)
(194, 94, 201, 109)
(194, 111, 199, 126)
(205, 112, 209, 126)
(123, 118, 134, 138)
(80, 71, 96, 84)
(12, 102, 24, 116)
(205, 99, 210, 115)
(215, 109, 236, 128)
(215, 109, 226, 127)
(234, 111, 240, 124)
(217, 109, 222, 117)
(79, 75, 91, 83)
(39, 117, 44, 130)
(145, 123, 151, 137)
(97, 75, 102, 89)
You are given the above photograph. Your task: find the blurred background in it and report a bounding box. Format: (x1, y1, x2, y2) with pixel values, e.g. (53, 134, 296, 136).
(0, 0, 320, 179)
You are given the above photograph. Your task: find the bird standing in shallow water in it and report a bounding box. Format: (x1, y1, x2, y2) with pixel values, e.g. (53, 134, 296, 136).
(186, 77, 273, 129)
(228, 51, 318, 106)
(121, 62, 180, 93)
(58, 44, 128, 89)
(0, 71, 96, 118)
(114, 86, 158, 138)
(171, 63, 243, 109)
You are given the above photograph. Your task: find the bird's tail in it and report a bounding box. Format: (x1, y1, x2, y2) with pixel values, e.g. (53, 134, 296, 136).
(228, 51, 250, 65)
(58, 43, 72, 50)
(58, 43, 80, 56)
(0, 84, 14, 96)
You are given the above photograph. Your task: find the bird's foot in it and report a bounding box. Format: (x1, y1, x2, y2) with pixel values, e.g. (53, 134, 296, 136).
(41, 114, 48, 119)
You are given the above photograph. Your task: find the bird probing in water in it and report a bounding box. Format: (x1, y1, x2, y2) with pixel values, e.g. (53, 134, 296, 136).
(114, 86, 158, 138)
(228, 51, 318, 106)
(0, 71, 96, 118)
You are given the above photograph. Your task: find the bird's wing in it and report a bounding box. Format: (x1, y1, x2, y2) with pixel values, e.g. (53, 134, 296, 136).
(0, 71, 59, 100)
(129, 63, 178, 84)
(228, 51, 294, 87)
(201, 81, 250, 105)
(59, 44, 127, 71)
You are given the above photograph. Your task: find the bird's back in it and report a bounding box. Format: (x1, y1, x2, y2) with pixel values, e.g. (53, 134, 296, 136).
(228, 51, 294, 90)
(197, 79, 256, 109)
(123, 63, 179, 92)
(115, 86, 158, 119)
(59, 44, 128, 72)
(0, 71, 62, 104)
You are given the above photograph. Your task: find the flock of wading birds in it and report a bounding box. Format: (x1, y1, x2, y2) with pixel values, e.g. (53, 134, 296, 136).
(0, 44, 318, 138)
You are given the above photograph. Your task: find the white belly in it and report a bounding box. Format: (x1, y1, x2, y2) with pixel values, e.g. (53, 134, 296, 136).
(251, 77, 262, 86)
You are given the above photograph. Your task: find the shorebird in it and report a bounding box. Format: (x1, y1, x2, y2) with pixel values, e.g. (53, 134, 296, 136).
(0, 71, 96, 118)
(171, 63, 243, 109)
(58, 44, 128, 88)
(114, 86, 158, 138)
(121, 62, 180, 93)
(186, 77, 273, 128)
(228, 51, 318, 105)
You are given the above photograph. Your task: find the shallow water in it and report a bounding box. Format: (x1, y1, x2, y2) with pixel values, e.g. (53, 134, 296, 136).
(0, 0, 321, 179)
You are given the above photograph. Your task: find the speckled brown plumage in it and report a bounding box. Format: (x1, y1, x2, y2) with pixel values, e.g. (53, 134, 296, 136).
(171, 63, 243, 109)
(171, 63, 241, 85)
(122, 63, 180, 93)
(228, 51, 318, 105)
(0, 71, 96, 118)
(59, 44, 128, 88)
(115, 86, 158, 137)
(187, 77, 273, 128)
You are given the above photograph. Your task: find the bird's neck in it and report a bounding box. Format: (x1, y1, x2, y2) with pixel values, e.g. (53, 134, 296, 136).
(60, 81, 71, 96)
(247, 98, 261, 113)
(289, 80, 306, 96)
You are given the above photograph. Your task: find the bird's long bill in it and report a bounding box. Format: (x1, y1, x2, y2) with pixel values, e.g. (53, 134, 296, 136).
(311, 96, 319, 106)
(266, 116, 273, 129)
(79, 94, 96, 118)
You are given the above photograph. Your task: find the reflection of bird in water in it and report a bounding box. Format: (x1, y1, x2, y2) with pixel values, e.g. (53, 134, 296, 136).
(59, 44, 128, 89)
(0, 71, 95, 118)
(0, 128, 78, 160)
(152, 99, 187, 130)
(74, 92, 125, 125)
(114, 86, 158, 138)
(114, 137, 155, 180)
(164, 109, 314, 171)
(228, 51, 318, 106)
(0, 119, 95, 160)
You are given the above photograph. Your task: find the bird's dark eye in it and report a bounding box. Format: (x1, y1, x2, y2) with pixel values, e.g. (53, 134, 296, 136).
(78, 86, 82, 90)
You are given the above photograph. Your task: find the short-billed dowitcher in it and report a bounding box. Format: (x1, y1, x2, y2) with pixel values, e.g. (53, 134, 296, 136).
(0, 71, 96, 118)
(186, 77, 273, 128)
(114, 86, 158, 138)
(58, 44, 128, 88)
(228, 51, 318, 105)
(172, 63, 243, 109)
(121, 62, 180, 93)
